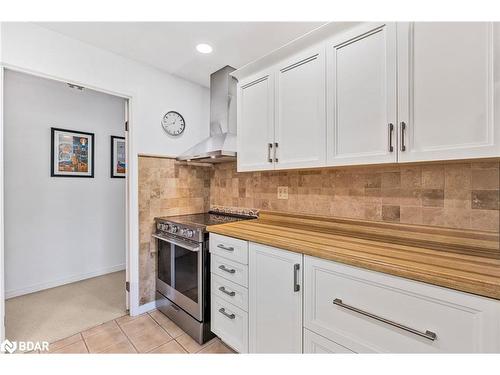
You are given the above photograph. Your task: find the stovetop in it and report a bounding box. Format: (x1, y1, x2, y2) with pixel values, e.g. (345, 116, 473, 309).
(155, 211, 257, 243)
(158, 212, 254, 228)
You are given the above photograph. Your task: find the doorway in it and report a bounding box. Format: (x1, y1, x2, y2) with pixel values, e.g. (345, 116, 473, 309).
(2, 69, 130, 344)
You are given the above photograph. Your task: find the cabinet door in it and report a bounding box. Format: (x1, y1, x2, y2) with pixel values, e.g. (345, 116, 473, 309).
(211, 295, 248, 353)
(303, 329, 355, 353)
(304, 255, 500, 353)
(326, 23, 397, 166)
(237, 70, 275, 172)
(275, 47, 326, 170)
(249, 243, 303, 353)
(398, 22, 500, 162)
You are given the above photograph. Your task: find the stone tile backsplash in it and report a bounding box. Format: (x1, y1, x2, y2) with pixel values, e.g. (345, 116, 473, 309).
(209, 161, 500, 232)
(139, 156, 499, 305)
(138, 156, 211, 304)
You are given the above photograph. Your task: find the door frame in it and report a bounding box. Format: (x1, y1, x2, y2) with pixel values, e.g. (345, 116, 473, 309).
(0, 64, 140, 342)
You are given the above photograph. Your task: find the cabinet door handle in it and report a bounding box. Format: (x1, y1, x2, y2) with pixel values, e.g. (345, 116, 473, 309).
(218, 308, 236, 320)
(217, 244, 234, 252)
(268, 143, 273, 163)
(218, 265, 236, 274)
(400, 122, 407, 152)
(388, 123, 394, 152)
(274, 142, 279, 163)
(333, 298, 437, 341)
(219, 286, 236, 297)
(293, 263, 300, 292)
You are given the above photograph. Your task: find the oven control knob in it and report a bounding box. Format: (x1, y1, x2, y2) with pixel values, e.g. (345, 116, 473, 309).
(163, 224, 169, 232)
(186, 230, 194, 238)
(171, 225, 178, 233)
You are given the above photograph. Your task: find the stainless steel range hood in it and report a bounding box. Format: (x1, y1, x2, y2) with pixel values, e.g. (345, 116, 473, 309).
(177, 66, 237, 163)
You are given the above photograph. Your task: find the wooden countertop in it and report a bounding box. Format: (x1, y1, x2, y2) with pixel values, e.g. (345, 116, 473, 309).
(207, 211, 500, 300)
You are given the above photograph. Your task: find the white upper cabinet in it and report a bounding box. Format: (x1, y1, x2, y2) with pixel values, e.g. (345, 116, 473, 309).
(249, 243, 303, 353)
(234, 22, 500, 171)
(326, 23, 397, 166)
(275, 47, 326, 169)
(236, 70, 275, 172)
(398, 22, 500, 162)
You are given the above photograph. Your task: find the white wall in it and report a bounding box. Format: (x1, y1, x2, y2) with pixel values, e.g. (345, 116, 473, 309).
(0, 23, 210, 156)
(4, 70, 127, 297)
(0, 24, 5, 340)
(0, 22, 210, 314)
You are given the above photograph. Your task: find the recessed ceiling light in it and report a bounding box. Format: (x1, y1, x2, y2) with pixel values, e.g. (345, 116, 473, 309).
(196, 43, 213, 54)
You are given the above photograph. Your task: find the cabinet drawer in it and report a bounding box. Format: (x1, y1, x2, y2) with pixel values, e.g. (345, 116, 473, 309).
(304, 329, 355, 353)
(304, 256, 500, 353)
(211, 254, 248, 288)
(211, 295, 248, 353)
(212, 273, 248, 311)
(210, 233, 248, 264)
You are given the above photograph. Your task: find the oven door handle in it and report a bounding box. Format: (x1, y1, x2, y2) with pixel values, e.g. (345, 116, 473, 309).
(152, 234, 201, 252)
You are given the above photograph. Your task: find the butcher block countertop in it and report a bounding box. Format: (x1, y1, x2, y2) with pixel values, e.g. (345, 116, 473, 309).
(207, 211, 500, 300)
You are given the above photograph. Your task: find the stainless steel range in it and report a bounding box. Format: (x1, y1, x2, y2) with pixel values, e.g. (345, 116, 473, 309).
(154, 209, 257, 344)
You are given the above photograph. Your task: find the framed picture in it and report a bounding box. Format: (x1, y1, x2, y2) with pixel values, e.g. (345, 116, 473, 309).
(111, 135, 126, 178)
(51, 127, 94, 178)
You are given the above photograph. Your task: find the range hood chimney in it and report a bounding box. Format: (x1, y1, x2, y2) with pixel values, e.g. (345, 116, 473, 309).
(177, 65, 237, 163)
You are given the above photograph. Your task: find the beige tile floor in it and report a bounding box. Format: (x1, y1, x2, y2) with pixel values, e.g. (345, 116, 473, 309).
(34, 309, 235, 354)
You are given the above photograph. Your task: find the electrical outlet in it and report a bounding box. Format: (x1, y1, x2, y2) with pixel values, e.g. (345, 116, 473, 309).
(277, 186, 288, 200)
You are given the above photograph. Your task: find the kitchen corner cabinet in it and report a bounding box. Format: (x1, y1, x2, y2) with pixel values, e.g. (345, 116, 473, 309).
(397, 22, 500, 162)
(326, 23, 397, 166)
(236, 70, 275, 172)
(248, 242, 303, 353)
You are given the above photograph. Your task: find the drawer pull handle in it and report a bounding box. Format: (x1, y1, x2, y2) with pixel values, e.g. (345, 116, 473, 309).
(219, 308, 235, 320)
(217, 244, 234, 252)
(218, 265, 236, 274)
(219, 286, 236, 297)
(333, 298, 437, 341)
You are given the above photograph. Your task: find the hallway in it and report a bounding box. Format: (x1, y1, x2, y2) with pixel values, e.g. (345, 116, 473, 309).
(6, 271, 126, 344)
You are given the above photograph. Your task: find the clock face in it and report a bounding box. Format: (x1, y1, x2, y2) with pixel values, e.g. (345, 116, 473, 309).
(162, 111, 185, 136)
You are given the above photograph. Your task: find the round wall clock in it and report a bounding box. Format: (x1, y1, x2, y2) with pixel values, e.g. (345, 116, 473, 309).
(161, 111, 185, 136)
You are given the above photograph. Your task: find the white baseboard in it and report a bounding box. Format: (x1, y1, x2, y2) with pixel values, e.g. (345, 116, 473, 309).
(135, 301, 156, 315)
(5, 263, 126, 299)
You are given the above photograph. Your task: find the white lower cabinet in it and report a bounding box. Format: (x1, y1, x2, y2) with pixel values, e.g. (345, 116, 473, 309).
(210, 234, 249, 353)
(303, 329, 355, 353)
(304, 256, 500, 353)
(211, 254, 248, 288)
(248, 243, 303, 353)
(212, 273, 249, 311)
(211, 295, 248, 353)
(210, 234, 500, 353)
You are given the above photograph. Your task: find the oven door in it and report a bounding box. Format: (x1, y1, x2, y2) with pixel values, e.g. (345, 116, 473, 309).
(153, 233, 203, 321)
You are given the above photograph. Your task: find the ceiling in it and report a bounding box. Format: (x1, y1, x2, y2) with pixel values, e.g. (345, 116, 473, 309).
(36, 22, 327, 87)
